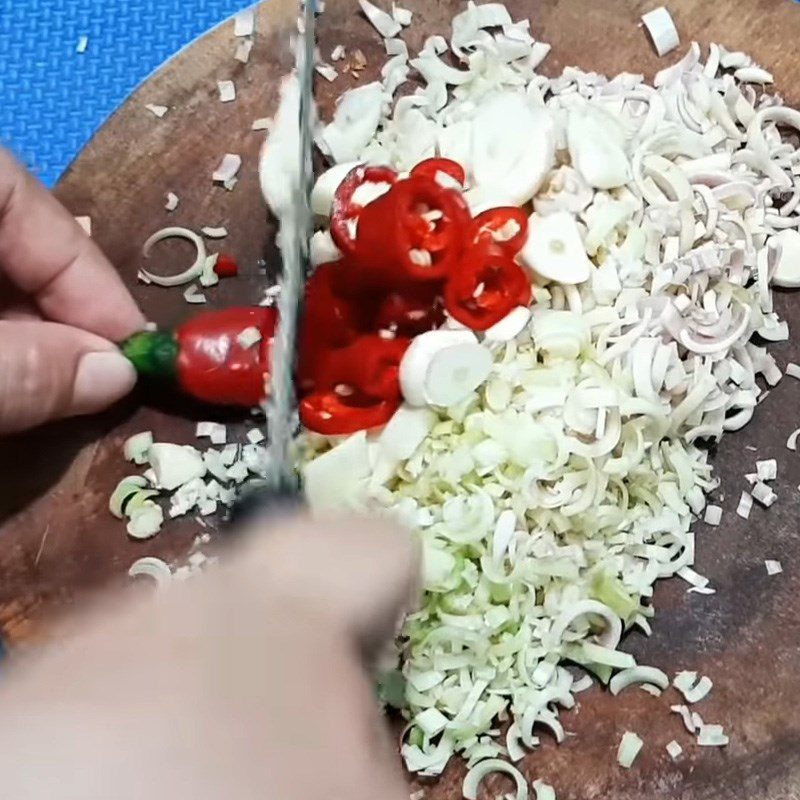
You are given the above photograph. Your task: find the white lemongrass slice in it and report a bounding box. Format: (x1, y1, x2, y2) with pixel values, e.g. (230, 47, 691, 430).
(752, 481, 777, 507)
(165, 192, 179, 212)
(140, 227, 207, 287)
(641, 7, 680, 56)
(218, 80, 236, 102)
(671, 704, 696, 733)
(666, 740, 683, 760)
(233, 7, 255, 36)
(331, 44, 346, 61)
(128, 556, 172, 586)
(532, 780, 555, 800)
(463, 760, 527, 800)
(358, 0, 401, 38)
(408, 336, 492, 408)
(609, 666, 669, 696)
(787, 427, 800, 451)
(492, 509, 516, 563)
(148, 443, 206, 491)
(123, 431, 154, 465)
(765, 559, 783, 576)
(302, 432, 371, 512)
(520, 212, 593, 285)
(310, 230, 342, 266)
(235, 39, 254, 64)
(183, 285, 207, 304)
(196, 421, 227, 444)
(201, 226, 228, 239)
(126, 502, 164, 540)
(735, 66, 773, 84)
(483, 306, 531, 342)
(392, 3, 412, 25)
(551, 600, 622, 649)
(617, 731, 643, 768)
(109, 476, 149, 519)
(756, 459, 777, 481)
(317, 82, 383, 163)
(379, 405, 437, 461)
(316, 63, 338, 82)
(252, 117, 271, 131)
(697, 724, 729, 747)
(771, 230, 800, 287)
(236, 326, 262, 349)
(212, 153, 242, 184)
(703, 504, 722, 526)
(145, 104, 168, 118)
(736, 490, 753, 519)
(674, 671, 713, 703)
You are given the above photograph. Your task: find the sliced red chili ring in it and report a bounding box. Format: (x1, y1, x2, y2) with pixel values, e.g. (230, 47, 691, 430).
(410, 158, 466, 188)
(330, 165, 398, 258)
(315, 335, 409, 400)
(444, 243, 532, 331)
(299, 391, 400, 435)
(374, 284, 446, 337)
(473, 207, 529, 256)
(355, 175, 472, 283)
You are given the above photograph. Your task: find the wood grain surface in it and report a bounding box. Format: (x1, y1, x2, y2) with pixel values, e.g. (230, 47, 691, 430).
(2, 1, 800, 798)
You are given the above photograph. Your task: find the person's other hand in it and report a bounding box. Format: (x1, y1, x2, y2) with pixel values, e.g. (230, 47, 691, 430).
(0, 148, 145, 433)
(0, 516, 420, 800)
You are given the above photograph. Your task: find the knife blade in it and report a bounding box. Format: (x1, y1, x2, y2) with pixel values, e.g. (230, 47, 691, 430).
(262, 0, 316, 497)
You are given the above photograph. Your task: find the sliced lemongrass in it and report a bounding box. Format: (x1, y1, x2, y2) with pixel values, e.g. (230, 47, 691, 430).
(484, 306, 531, 343)
(674, 671, 713, 703)
(703, 504, 722, 526)
(109, 476, 149, 519)
(236, 326, 262, 349)
(218, 80, 236, 102)
(196, 422, 227, 445)
(666, 740, 683, 760)
(617, 731, 643, 768)
(165, 192, 179, 211)
(126, 502, 164, 540)
(609, 666, 669, 696)
(123, 431, 154, 465)
(140, 227, 206, 287)
(235, 39, 254, 63)
(736, 490, 753, 519)
(765, 559, 783, 575)
(128, 556, 172, 586)
(641, 7, 679, 56)
(771, 230, 800, 287)
(233, 7, 255, 36)
(697, 724, 729, 747)
(148, 443, 206, 491)
(463, 760, 527, 800)
(213, 153, 242, 185)
(358, 0, 401, 38)
(201, 226, 229, 239)
(145, 103, 169, 118)
(183, 285, 207, 304)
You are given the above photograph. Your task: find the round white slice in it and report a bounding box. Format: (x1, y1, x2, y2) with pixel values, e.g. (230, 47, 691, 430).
(519, 211, 593, 285)
(310, 161, 360, 216)
(771, 229, 800, 288)
(399, 329, 479, 406)
(424, 342, 493, 407)
(128, 556, 173, 586)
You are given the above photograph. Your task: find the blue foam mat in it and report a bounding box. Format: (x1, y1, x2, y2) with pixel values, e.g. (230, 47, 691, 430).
(0, 0, 251, 187)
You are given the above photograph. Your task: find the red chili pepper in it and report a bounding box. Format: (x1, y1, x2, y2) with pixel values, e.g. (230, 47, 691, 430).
(444, 244, 532, 331)
(214, 254, 239, 278)
(297, 262, 362, 393)
(374, 284, 446, 337)
(355, 175, 472, 283)
(410, 157, 466, 187)
(473, 207, 528, 256)
(316, 335, 409, 400)
(330, 165, 398, 259)
(300, 391, 399, 435)
(121, 307, 278, 406)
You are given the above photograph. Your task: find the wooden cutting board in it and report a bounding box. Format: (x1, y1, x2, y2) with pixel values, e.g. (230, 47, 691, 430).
(2, 1, 800, 797)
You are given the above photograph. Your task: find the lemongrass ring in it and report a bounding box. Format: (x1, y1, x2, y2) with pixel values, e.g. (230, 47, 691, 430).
(140, 227, 207, 287)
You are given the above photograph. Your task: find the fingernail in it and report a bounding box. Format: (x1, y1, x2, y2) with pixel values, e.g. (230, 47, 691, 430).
(71, 351, 137, 416)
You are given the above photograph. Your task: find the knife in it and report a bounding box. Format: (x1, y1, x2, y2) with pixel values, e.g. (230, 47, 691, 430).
(230, 1, 316, 523)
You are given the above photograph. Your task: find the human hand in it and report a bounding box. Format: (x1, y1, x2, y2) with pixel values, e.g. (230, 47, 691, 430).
(0, 515, 420, 800)
(0, 147, 145, 433)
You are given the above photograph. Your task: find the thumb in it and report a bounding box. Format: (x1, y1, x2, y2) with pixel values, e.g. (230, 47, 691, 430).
(0, 319, 137, 434)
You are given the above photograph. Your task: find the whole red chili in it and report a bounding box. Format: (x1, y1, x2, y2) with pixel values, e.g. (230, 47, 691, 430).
(299, 391, 399, 436)
(410, 157, 466, 187)
(121, 307, 277, 406)
(355, 175, 472, 283)
(444, 243, 532, 331)
(315, 335, 410, 400)
(330, 165, 398, 259)
(473, 207, 529, 256)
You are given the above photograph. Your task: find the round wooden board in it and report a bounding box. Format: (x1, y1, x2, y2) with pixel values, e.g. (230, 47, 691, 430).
(2, 1, 800, 798)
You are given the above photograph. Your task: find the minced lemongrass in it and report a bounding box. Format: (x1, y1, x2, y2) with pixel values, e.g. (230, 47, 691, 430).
(617, 732, 643, 768)
(765, 559, 783, 576)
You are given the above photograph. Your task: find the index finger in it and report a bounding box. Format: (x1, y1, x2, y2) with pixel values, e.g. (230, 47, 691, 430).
(0, 148, 145, 341)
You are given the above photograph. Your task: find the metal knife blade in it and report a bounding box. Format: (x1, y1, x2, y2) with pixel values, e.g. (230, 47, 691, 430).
(263, 0, 316, 495)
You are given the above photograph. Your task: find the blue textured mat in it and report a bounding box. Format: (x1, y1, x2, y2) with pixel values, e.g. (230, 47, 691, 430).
(0, 0, 251, 187)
